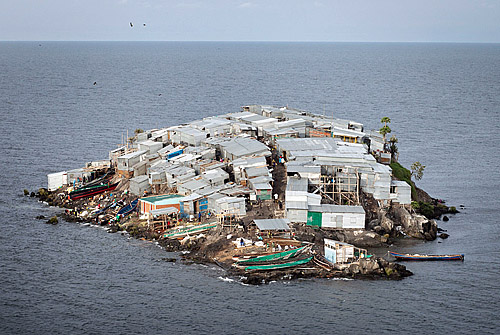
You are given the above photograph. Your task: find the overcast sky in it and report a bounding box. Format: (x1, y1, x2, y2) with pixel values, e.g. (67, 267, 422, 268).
(1, 0, 499, 42)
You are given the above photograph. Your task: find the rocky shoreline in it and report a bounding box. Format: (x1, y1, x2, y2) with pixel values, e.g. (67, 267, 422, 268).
(31, 185, 418, 284)
(30, 162, 459, 285)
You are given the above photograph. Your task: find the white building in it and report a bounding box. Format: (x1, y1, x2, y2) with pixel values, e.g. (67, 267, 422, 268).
(390, 180, 412, 205)
(307, 204, 365, 229)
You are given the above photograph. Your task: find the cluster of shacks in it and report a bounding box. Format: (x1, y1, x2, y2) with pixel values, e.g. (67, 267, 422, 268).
(49, 104, 411, 229)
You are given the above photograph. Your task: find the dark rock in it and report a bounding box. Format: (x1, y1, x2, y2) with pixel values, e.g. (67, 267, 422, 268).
(36, 215, 46, 220)
(159, 238, 182, 252)
(437, 227, 447, 233)
(24, 189, 29, 196)
(161, 258, 177, 262)
(442, 215, 449, 222)
(30, 192, 36, 197)
(46, 216, 58, 225)
(108, 224, 121, 233)
(439, 233, 450, 239)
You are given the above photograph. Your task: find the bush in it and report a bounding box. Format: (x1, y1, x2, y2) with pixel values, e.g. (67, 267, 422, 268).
(411, 201, 434, 219)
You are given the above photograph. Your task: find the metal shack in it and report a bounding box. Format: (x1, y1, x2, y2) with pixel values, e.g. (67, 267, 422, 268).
(220, 137, 271, 161)
(171, 126, 208, 147)
(117, 150, 147, 178)
(253, 218, 291, 238)
(307, 204, 365, 229)
(129, 175, 151, 196)
(139, 194, 185, 214)
(210, 196, 246, 217)
(138, 140, 163, 155)
(390, 180, 412, 205)
(201, 168, 229, 187)
(47, 171, 67, 191)
(179, 192, 209, 218)
(324, 238, 368, 264)
(176, 177, 210, 196)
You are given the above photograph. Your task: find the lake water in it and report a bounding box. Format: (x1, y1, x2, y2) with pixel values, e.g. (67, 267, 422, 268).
(1, 42, 499, 334)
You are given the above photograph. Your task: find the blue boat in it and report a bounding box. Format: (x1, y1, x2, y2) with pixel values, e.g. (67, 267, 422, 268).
(117, 199, 138, 216)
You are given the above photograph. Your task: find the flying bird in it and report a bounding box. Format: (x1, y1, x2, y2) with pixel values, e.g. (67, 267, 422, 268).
(143, 23, 146, 27)
(130, 22, 133, 27)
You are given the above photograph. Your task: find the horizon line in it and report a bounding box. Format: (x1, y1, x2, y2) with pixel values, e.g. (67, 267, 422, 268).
(1, 40, 499, 44)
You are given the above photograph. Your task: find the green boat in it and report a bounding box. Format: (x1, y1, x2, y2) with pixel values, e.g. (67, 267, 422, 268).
(163, 222, 217, 239)
(236, 246, 307, 264)
(244, 256, 314, 271)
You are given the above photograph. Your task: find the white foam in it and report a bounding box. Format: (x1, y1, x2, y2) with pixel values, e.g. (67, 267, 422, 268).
(218, 276, 234, 283)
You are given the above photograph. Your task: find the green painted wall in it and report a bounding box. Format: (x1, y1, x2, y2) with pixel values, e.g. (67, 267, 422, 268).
(307, 211, 322, 227)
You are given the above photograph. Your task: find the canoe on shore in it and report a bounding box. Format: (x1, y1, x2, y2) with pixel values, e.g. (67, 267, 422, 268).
(117, 199, 138, 216)
(389, 251, 464, 261)
(162, 222, 217, 239)
(235, 246, 308, 264)
(69, 182, 119, 200)
(243, 256, 314, 271)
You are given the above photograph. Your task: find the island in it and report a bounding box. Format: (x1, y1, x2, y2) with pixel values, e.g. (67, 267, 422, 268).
(35, 105, 457, 284)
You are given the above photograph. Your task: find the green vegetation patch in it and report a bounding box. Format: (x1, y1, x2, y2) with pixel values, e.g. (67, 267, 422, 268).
(411, 201, 435, 219)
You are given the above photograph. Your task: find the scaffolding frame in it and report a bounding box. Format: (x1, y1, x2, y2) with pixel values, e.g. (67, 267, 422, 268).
(311, 165, 360, 206)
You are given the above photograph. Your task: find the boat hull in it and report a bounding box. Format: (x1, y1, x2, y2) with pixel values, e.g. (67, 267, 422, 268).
(243, 256, 314, 271)
(389, 251, 464, 261)
(235, 246, 307, 264)
(69, 182, 119, 200)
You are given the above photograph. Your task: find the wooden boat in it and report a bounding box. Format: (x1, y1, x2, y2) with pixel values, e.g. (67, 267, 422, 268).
(243, 256, 314, 271)
(162, 222, 217, 239)
(235, 246, 307, 264)
(117, 199, 138, 216)
(69, 182, 119, 200)
(389, 251, 464, 261)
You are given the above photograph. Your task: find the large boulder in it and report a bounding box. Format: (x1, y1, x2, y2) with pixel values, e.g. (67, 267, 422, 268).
(380, 215, 394, 233)
(392, 206, 437, 240)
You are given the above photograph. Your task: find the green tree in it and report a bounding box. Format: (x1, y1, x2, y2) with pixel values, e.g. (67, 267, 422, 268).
(381, 117, 391, 127)
(379, 117, 392, 145)
(388, 135, 399, 162)
(410, 161, 425, 181)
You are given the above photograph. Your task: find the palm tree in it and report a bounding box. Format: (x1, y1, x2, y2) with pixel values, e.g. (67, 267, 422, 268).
(381, 117, 391, 127)
(388, 135, 398, 162)
(379, 117, 392, 148)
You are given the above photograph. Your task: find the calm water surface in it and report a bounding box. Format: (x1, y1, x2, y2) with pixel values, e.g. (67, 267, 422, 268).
(0, 42, 499, 334)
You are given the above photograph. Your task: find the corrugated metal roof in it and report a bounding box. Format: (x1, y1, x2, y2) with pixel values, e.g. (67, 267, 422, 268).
(277, 137, 339, 152)
(232, 156, 267, 168)
(150, 207, 179, 216)
(245, 166, 269, 178)
(130, 175, 149, 183)
(140, 194, 184, 204)
(286, 164, 320, 174)
(285, 201, 308, 210)
(118, 150, 147, 160)
(391, 180, 411, 188)
(250, 182, 272, 190)
(286, 177, 308, 192)
(221, 137, 270, 158)
(253, 218, 291, 231)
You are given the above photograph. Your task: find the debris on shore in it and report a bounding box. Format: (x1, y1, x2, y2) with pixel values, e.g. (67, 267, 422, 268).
(35, 105, 458, 283)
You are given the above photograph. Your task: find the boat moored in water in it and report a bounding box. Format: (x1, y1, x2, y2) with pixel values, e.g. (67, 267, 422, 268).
(389, 251, 464, 261)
